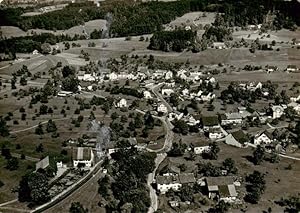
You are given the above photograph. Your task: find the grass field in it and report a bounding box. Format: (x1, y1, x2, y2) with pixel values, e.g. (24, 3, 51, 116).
(0, 157, 34, 203)
(163, 140, 300, 213)
(0, 19, 107, 38)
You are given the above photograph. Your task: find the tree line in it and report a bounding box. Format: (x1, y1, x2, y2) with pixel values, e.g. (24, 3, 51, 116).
(1, 0, 299, 35)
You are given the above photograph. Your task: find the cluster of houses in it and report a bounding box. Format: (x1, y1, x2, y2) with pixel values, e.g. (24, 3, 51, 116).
(155, 165, 240, 205)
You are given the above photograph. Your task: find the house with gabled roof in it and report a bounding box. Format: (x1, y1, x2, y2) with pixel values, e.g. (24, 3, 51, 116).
(72, 147, 94, 168)
(156, 173, 196, 194)
(205, 176, 238, 203)
(225, 130, 248, 148)
(202, 116, 220, 132)
(254, 130, 274, 146)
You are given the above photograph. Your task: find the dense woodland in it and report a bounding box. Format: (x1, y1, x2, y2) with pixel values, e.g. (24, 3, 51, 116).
(0, 0, 299, 55)
(148, 29, 196, 52)
(1, 0, 299, 33)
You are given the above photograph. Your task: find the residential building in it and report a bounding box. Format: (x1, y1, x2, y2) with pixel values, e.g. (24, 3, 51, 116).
(116, 98, 127, 108)
(72, 147, 94, 168)
(156, 173, 196, 194)
(194, 146, 210, 155)
(202, 116, 220, 132)
(220, 113, 243, 126)
(143, 91, 152, 99)
(254, 130, 274, 146)
(161, 88, 174, 97)
(213, 42, 226, 49)
(206, 176, 238, 203)
(271, 105, 284, 119)
(165, 71, 173, 80)
(286, 65, 298, 72)
(266, 66, 278, 73)
(209, 127, 225, 140)
(157, 103, 168, 114)
(225, 130, 248, 148)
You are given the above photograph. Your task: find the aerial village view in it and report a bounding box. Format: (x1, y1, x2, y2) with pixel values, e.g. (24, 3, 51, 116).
(0, 0, 299, 212)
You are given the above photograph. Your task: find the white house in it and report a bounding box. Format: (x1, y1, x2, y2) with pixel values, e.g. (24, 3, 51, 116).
(72, 147, 94, 168)
(194, 146, 210, 155)
(254, 130, 274, 146)
(213, 42, 226, 49)
(266, 66, 278, 73)
(165, 71, 173, 80)
(182, 88, 189, 96)
(286, 65, 298, 72)
(116, 98, 127, 108)
(157, 103, 168, 114)
(108, 72, 118, 81)
(290, 95, 300, 103)
(272, 105, 284, 119)
(201, 93, 215, 102)
(156, 173, 196, 194)
(209, 127, 225, 140)
(32, 50, 39, 55)
(161, 89, 174, 97)
(177, 69, 188, 80)
(78, 73, 96, 81)
(186, 115, 200, 126)
(144, 91, 152, 99)
(288, 102, 300, 115)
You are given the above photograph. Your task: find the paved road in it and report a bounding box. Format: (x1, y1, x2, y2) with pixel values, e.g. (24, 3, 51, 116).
(150, 83, 173, 112)
(147, 153, 167, 213)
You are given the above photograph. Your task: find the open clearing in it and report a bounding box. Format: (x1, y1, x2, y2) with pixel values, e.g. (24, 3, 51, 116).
(167, 12, 216, 28)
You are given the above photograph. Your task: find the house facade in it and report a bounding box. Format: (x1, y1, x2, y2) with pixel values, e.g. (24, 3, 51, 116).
(254, 131, 274, 146)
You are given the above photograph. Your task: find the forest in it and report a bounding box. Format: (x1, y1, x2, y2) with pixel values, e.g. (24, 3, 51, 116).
(148, 29, 196, 52)
(0, 0, 299, 55)
(0, 0, 299, 34)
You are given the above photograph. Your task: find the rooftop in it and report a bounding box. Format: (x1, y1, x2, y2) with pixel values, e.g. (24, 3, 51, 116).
(232, 130, 248, 144)
(206, 176, 235, 187)
(202, 116, 219, 126)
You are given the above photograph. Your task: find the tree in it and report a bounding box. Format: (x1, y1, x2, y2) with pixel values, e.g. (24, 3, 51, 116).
(6, 157, 19, 170)
(111, 112, 119, 120)
(222, 158, 238, 174)
(208, 200, 230, 213)
(62, 66, 75, 78)
(36, 143, 44, 153)
(1, 146, 11, 159)
(173, 120, 189, 135)
(28, 172, 50, 204)
(245, 170, 266, 204)
(269, 150, 280, 163)
(64, 42, 70, 50)
(20, 76, 27, 86)
(18, 171, 50, 204)
(0, 117, 10, 137)
(46, 119, 57, 133)
(35, 123, 44, 135)
(41, 43, 51, 54)
(252, 145, 265, 165)
(69, 202, 88, 213)
(167, 141, 187, 157)
(208, 142, 220, 160)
